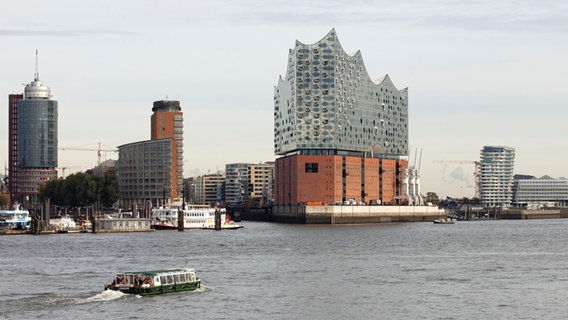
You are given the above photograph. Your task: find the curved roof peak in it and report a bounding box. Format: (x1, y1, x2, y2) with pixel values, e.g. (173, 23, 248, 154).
(296, 28, 337, 47)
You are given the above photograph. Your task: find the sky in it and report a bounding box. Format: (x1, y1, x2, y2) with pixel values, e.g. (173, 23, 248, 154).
(1, 0, 567, 199)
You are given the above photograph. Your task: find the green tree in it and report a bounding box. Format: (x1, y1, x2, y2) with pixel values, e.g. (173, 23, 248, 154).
(39, 172, 118, 209)
(94, 173, 118, 208)
(425, 192, 440, 205)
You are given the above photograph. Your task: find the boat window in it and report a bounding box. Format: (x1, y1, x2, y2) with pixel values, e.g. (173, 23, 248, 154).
(160, 276, 166, 284)
(174, 274, 180, 283)
(167, 275, 173, 284)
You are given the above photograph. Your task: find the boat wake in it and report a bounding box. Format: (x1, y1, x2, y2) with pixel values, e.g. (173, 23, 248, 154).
(85, 289, 135, 302)
(197, 284, 213, 292)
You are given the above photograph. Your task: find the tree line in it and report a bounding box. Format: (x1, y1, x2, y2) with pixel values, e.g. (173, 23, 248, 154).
(39, 172, 118, 209)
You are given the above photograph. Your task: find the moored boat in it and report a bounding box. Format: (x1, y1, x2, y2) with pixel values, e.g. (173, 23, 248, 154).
(104, 268, 200, 296)
(0, 203, 31, 230)
(151, 205, 242, 230)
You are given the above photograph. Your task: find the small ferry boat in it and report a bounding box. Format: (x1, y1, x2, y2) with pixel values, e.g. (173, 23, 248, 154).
(433, 218, 454, 224)
(151, 205, 242, 230)
(104, 268, 200, 296)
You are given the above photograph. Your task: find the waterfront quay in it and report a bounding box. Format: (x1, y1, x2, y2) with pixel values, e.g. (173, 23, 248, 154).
(235, 205, 446, 224)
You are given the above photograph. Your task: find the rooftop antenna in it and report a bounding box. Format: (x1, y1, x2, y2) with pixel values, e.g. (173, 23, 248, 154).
(34, 49, 39, 81)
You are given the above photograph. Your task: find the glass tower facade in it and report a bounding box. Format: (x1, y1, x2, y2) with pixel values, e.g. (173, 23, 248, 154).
(18, 100, 58, 167)
(8, 58, 58, 208)
(274, 28, 408, 157)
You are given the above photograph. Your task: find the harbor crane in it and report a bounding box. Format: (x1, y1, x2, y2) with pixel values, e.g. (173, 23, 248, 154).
(60, 142, 118, 166)
(433, 160, 480, 198)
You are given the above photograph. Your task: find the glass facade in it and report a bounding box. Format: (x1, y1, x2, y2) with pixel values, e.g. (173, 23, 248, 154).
(513, 178, 568, 206)
(274, 29, 408, 157)
(9, 66, 58, 207)
(117, 139, 173, 207)
(17, 100, 58, 167)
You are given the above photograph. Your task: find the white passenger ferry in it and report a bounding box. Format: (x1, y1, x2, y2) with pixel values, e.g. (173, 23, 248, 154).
(151, 205, 242, 230)
(0, 203, 31, 230)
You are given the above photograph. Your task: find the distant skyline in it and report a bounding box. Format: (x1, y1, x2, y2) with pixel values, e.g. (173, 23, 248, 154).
(2, 0, 568, 199)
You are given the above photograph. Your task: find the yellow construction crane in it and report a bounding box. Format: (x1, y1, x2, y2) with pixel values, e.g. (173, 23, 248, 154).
(60, 142, 118, 166)
(433, 160, 480, 198)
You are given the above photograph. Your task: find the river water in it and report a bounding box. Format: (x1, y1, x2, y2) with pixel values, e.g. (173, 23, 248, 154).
(1, 219, 567, 319)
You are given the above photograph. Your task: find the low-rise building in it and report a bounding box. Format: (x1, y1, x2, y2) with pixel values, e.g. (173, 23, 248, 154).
(513, 175, 568, 208)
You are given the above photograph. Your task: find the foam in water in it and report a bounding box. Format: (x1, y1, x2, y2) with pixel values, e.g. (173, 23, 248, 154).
(85, 289, 128, 302)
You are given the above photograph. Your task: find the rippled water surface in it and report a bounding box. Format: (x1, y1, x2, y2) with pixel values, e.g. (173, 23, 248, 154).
(1, 219, 568, 319)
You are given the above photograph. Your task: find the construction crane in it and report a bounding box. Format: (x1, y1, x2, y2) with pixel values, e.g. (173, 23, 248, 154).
(57, 166, 87, 178)
(60, 142, 118, 166)
(433, 160, 480, 198)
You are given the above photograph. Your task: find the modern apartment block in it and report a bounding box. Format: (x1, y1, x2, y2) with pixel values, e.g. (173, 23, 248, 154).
(224, 163, 251, 205)
(479, 145, 515, 207)
(117, 100, 183, 209)
(8, 53, 58, 208)
(273, 29, 408, 205)
(224, 162, 275, 206)
(248, 162, 274, 206)
(190, 172, 225, 206)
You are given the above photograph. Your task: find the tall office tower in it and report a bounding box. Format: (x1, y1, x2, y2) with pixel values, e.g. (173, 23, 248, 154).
(479, 146, 515, 207)
(274, 29, 409, 205)
(151, 100, 184, 199)
(8, 52, 58, 208)
(117, 100, 184, 209)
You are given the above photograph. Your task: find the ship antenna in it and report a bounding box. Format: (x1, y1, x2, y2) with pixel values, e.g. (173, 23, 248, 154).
(34, 49, 39, 81)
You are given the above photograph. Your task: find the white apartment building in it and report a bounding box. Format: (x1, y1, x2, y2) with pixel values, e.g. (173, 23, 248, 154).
(479, 145, 515, 207)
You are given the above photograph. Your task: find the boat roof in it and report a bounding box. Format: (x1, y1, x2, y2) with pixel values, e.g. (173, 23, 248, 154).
(117, 268, 195, 276)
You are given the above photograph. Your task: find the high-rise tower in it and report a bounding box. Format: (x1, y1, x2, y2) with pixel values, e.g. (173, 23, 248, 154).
(117, 100, 184, 210)
(8, 51, 58, 208)
(151, 100, 184, 199)
(479, 145, 515, 207)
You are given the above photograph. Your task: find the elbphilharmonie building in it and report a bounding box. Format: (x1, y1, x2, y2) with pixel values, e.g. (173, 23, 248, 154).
(274, 29, 410, 206)
(274, 28, 408, 156)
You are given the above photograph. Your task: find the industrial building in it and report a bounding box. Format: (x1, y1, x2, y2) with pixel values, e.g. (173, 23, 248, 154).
(273, 29, 409, 206)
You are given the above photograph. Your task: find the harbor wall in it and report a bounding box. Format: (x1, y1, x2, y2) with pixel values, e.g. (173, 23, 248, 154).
(501, 209, 568, 220)
(269, 205, 447, 224)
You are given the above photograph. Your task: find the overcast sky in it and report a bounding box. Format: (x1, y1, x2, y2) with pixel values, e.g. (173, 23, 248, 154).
(1, 0, 567, 199)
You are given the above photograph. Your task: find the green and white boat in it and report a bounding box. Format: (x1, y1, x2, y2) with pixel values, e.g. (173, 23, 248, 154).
(104, 268, 201, 295)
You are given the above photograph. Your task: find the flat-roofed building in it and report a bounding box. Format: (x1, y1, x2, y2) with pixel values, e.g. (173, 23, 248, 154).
(513, 175, 568, 207)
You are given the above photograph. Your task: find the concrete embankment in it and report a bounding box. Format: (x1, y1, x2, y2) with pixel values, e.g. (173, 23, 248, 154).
(501, 209, 568, 220)
(241, 205, 446, 224)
